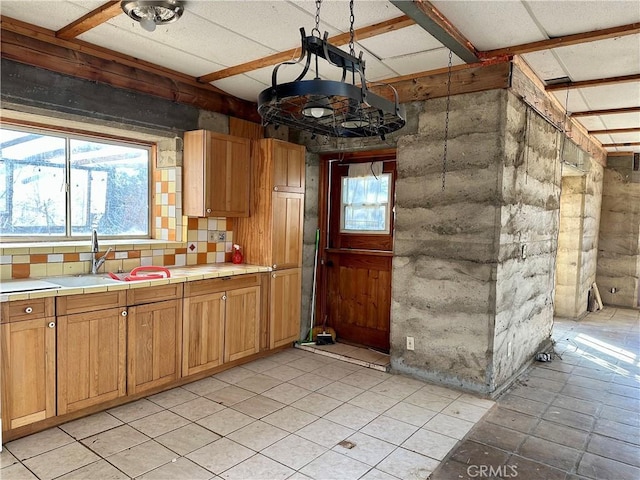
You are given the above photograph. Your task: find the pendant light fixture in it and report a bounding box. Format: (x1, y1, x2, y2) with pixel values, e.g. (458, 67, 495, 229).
(121, 0, 184, 32)
(257, 0, 405, 139)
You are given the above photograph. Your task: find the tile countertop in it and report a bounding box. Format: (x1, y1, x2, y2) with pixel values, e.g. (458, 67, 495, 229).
(0, 263, 271, 302)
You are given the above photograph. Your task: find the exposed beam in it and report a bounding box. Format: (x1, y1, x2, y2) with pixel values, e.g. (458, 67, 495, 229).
(546, 74, 640, 91)
(56, 1, 122, 40)
(480, 22, 640, 58)
(198, 15, 414, 84)
(603, 142, 640, 147)
(571, 106, 640, 117)
(589, 127, 640, 135)
(390, 0, 479, 63)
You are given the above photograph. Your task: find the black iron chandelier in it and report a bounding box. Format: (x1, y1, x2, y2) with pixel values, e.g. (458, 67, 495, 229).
(257, 0, 405, 139)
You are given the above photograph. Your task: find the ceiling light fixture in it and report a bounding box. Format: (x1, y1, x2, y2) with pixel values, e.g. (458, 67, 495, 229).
(257, 0, 405, 139)
(121, 0, 184, 32)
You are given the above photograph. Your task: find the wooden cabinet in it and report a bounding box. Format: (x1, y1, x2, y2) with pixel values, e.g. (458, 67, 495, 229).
(57, 307, 126, 414)
(183, 130, 251, 217)
(1, 298, 56, 430)
(183, 292, 225, 376)
(270, 268, 302, 349)
(235, 138, 305, 270)
(224, 285, 261, 362)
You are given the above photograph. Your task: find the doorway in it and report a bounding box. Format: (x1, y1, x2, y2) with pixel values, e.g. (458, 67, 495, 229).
(317, 150, 396, 353)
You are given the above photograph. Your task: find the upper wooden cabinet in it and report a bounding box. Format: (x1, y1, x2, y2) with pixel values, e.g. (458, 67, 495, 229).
(235, 139, 305, 270)
(183, 130, 251, 217)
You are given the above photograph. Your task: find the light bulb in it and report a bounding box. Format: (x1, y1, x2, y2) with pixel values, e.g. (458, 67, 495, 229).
(140, 14, 157, 32)
(309, 107, 325, 118)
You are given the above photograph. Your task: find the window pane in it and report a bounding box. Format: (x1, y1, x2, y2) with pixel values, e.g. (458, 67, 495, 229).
(343, 205, 387, 231)
(70, 139, 149, 236)
(341, 173, 391, 233)
(0, 130, 66, 236)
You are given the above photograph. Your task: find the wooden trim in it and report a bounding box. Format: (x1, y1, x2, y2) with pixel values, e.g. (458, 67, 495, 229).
(481, 23, 640, 58)
(546, 74, 640, 91)
(589, 127, 640, 135)
(56, 1, 122, 40)
(326, 248, 393, 257)
(197, 15, 414, 83)
(571, 106, 640, 117)
(603, 142, 640, 147)
(390, 0, 479, 63)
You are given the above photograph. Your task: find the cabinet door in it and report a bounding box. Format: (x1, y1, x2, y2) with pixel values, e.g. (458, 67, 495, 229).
(271, 140, 305, 193)
(57, 308, 126, 415)
(270, 268, 302, 349)
(183, 292, 225, 376)
(1, 318, 56, 430)
(272, 192, 304, 269)
(128, 299, 182, 395)
(224, 286, 260, 362)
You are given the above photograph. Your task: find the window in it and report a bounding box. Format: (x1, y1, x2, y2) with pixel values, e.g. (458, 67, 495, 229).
(0, 126, 150, 239)
(340, 173, 391, 234)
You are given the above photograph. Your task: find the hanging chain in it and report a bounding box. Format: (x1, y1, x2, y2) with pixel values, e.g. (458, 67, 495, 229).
(349, 0, 355, 56)
(442, 49, 453, 191)
(312, 0, 322, 37)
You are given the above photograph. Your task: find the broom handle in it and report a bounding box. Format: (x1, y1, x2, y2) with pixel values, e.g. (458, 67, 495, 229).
(308, 228, 320, 341)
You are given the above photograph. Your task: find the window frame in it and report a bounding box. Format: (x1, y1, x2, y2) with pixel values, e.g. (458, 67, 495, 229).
(0, 122, 154, 242)
(339, 172, 392, 235)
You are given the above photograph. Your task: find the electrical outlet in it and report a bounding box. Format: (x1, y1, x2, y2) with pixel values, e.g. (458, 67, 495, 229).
(217, 231, 226, 242)
(406, 336, 415, 351)
(507, 341, 512, 358)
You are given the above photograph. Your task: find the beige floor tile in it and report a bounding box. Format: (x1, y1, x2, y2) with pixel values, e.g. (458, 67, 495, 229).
(346, 349, 390, 364)
(59, 412, 123, 440)
(287, 473, 314, 480)
(181, 376, 229, 396)
(368, 378, 422, 401)
(401, 428, 460, 460)
(261, 434, 327, 470)
(423, 413, 475, 440)
(457, 393, 496, 409)
(213, 366, 256, 384)
(187, 438, 254, 475)
(196, 408, 255, 436)
(313, 365, 356, 381)
(285, 356, 332, 373)
(340, 371, 388, 390)
(1, 462, 39, 480)
(360, 416, 419, 446)
(404, 390, 454, 412)
(418, 384, 461, 400)
(169, 396, 226, 421)
(55, 459, 129, 480)
(263, 365, 306, 382)
(81, 424, 149, 457)
(359, 468, 401, 480)
(376, 447, 439, 480)
(242, 357, 281, 373)
(155, 423, 220, 455)
(129, 410, 190, 438)
(0, 448, 18, 468)
(383, 402, 437, 427)
(23, 442, 100, 480)
(107, 398, 164, 423)
(441, 398, 490, 422)
(288, 373, 335, 391)
(148, 387, 199, 409)
(290, 392, 343, 416)
(349, 391, 399, 414)
(227, 420, 288, 451)
(316, 381, 364, 402)
(138, 457, 213, 480)
(219, 453, 294, 480)
(261, 405, 319, 433)
(205, 385, 256, 406)
(6, 427, 74, 461)
(300, 450, 370, 480)
(270, 351, 304, 364)
(324, 403, 379, 430)
(106, 440, 176, 478)
(296, 418, 355, 449)
(231, 395, 285, 419)
(261, 382, 311, 405)
(332, 431, 396, 466)
(234, 375, 282, 394)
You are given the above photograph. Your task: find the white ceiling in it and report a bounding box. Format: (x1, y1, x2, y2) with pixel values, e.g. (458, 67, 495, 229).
(1, 0, 639, 153)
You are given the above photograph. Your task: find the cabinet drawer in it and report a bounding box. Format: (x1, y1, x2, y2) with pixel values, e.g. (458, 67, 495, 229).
(57, 291, 127, 316)
(127, 283, 183, 305)
(1, 298, 55, 323)
(184, 274, 261, 297)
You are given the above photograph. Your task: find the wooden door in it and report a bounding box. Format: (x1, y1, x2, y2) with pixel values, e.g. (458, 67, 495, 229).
(128, 299, 182, 395)
(183, 292, 225, 376)
(224, 286, 260, 362)
(271, 139, 305, 192)
(2, 318, 56, 430)
(207, 133, 250, 217)
(322, 157, 396, 352)
(272, 192, 304, 269)
(270, 268, 302, 349)
(58, 308, 126, 414)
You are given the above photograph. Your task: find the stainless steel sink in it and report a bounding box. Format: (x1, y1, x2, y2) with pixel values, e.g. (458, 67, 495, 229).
(44, 274, 122, 288)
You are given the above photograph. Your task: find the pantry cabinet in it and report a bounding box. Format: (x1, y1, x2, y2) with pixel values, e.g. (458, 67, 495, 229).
(183, 130, 251, 217)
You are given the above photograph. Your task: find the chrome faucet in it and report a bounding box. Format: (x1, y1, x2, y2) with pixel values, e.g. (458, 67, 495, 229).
(91, 229, 113, 274)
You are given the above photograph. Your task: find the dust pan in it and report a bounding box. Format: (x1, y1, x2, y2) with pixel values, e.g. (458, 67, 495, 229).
(312, 325, 335, 345)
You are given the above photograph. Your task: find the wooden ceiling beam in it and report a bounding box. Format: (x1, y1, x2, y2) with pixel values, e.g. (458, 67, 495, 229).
(389, 0, 479, 63)
(56, 1, 122, 40)
(546, 74, 640, 91)
(571, 106, 640, 117)
(480, 22, 640, 58)
(589, 127, 640, 135)
(197, 15, 414, 84)
(603, 142, 640, 147)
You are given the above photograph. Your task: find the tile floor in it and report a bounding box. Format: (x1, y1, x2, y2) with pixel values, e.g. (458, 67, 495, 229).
(0, 345, 493, 480)
(431, 307, 640, 480)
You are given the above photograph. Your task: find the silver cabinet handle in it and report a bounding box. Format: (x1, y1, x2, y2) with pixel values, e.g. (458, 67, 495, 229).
(272, 273, 277, 278)
(272, 264, 277, 269)
(274, 186, 279, 191)
(222, 295, 227, 301)
(48, 322, 55, 328)
(25, 307, 33, 314)
(206, 208, 212, 213)
(121, 311, 128, 317)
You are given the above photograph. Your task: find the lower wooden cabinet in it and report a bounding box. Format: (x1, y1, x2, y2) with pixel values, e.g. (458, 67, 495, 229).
(128, 299, 182, 395)
(1, 318, 56, 430)
(57, 308, 127, 415)
(224, 286, 261, 362)
(270, 268, 302, 349)
(182, 292, 225, 376)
